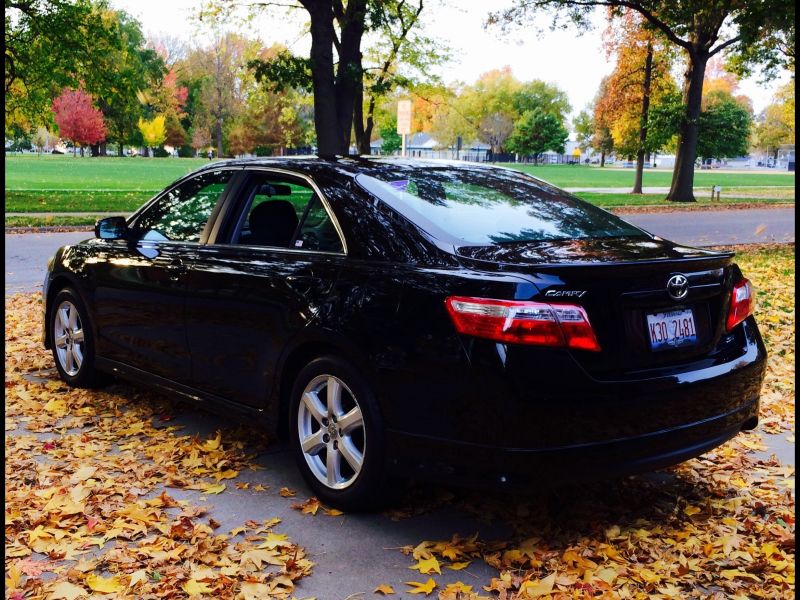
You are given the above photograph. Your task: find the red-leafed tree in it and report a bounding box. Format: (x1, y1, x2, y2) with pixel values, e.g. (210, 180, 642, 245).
(52, 88, 107, 156)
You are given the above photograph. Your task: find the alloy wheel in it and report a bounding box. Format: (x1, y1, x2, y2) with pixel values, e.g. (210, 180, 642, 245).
(297, 374, 366, 490)
(53, 300, 85, 377)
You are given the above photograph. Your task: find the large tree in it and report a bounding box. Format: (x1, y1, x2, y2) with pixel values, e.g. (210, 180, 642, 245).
(82, 8, 165, 156)
(598, 11, 677, 192)
(6, 0, 114, 130)
(490, 0, 795, 201)
(506, 108, 569, 163)
(752, 82, 795, 161)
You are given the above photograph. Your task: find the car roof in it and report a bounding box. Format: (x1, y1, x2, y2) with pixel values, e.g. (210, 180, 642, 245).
(193, 155, 508, 179)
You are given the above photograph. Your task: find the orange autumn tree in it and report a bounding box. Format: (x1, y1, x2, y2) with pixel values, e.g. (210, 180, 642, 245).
(596, 10, 678, 192)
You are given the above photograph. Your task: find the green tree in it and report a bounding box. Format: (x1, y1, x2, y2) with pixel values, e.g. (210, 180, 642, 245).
(752, 83, 795, 160)
(572, 109, 594, 153)
(379, 116, 402, 154)
(82, 8, 165, 156)
(506, 108, 568, 164)
(5, 0, 118, 132)
(696, 90, 752, 161)
(491, 0, 795, 201)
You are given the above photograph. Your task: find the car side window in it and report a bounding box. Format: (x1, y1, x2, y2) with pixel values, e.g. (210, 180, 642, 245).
(133, 170, 234, 242)
(234, 175, 343, 253)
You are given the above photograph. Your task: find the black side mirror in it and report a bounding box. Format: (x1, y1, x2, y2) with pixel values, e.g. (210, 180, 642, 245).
(95, 216, 128, 240)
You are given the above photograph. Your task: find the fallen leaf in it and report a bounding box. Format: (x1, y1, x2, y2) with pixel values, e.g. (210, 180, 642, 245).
(48, 581, 88, 600)
(85, 573, 124, 594)
(405, 578, 437, 595)
(374, 583, 395, 595)
(410, 555, 442, 575)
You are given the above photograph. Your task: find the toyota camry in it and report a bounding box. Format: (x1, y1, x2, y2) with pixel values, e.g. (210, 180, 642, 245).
(43, 157, 767, 509)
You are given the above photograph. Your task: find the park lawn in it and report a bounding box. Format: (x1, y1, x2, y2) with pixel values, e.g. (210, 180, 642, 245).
(505, 163, 796, 188)
(5, 215, 100, 228)
(573, 192, 794, 207)
(4, 154, 210, 190)
(6, 190, 153, 213)
(5, 155, 796, 193)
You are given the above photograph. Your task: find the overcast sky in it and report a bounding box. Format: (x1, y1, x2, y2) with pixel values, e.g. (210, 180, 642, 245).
(110, 0, 791, 123)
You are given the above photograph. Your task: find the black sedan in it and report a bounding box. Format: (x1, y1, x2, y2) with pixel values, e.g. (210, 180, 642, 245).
(43, 157, 767, 509)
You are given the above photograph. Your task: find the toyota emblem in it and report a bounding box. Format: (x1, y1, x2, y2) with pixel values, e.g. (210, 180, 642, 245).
(666, 274, 689, 300)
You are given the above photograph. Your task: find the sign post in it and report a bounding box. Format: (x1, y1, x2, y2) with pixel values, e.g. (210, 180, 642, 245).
(397, 100, 412, 157)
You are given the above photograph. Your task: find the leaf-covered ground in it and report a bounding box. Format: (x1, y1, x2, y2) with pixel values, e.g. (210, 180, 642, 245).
(5, 245, 795, 599)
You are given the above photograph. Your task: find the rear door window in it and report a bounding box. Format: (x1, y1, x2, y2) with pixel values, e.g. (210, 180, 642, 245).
(232, 174, 344, 253)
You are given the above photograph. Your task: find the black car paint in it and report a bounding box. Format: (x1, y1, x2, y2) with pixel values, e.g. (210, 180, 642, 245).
(44, 157, 767, 486)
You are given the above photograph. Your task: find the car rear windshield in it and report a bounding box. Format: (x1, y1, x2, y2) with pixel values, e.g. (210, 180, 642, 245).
(356, 167, 646, 245)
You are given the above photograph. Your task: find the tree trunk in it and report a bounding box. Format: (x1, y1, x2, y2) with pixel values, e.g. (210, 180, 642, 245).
(334, 0, 366, 154)
(666, 50, 709, 202)
(303, 1, 341, 156)
(90, 143, 100, 157)
(118, 142, 124, 157)
(353, 87, 370, 155)
(600, 151, 606, 167)
(632, 42, 653, 195)
(215, 119, 223, 158)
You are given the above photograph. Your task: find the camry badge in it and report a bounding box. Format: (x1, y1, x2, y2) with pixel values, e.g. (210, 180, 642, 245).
(666, 274, 689, 300)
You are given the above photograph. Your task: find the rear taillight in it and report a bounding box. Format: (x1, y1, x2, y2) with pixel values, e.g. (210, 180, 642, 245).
(726, 278, 754, 331)
(445, 296, 601, 352)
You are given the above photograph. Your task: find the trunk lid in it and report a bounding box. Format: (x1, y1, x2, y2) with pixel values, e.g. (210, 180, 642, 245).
(456, 236, 736, 378)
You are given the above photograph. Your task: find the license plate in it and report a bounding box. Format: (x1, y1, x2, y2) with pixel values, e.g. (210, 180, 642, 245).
(646, 308, 697, 351)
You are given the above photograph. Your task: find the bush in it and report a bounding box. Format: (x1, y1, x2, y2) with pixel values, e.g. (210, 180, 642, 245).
(177, 145, 195, 158)
(153, 146, 170, 157)
(254, 146, 275, 157)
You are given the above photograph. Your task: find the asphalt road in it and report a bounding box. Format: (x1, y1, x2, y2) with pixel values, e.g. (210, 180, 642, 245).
(4, 209, 796, 294)
(5, 211, 794, 598)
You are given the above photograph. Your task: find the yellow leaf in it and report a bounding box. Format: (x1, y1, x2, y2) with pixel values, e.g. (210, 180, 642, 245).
(404, 578, 437, 595)
(519, 573, 556, 598)
(323, 507, 344, 516)
(48, 581, 88, 600)
(374, 583, 395, 594)
(5, 563, 22, 589)
(410, 556, 441, 574)
(279, 487, 296, 497)
(683, 505, 701, 516)
(199, 431, 222, 452)
(85, 573, 124, 594)
(240, 582, 270, 600)
(636, 568, 661, 584)
(183, 578, 213, 595)
(213, 469, 239, 481)
(447, 561, 471, 570)
(292, 497, 321, 515)
(128, 569, 148, 588)
(442, 582, 472, 593)
(595, 567, 617, 584)
(720, 569, 761, 581)
(202, 483, 226, 495)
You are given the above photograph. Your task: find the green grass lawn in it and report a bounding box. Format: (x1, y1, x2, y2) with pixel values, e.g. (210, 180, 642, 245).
(5, 154, 210, 191)
(4, 155, 794, 223)
(505, 163, 795, 188)
(574, 192, 793, 207)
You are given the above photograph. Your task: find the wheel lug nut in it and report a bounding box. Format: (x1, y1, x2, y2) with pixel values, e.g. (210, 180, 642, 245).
(323, 434, 330, 443)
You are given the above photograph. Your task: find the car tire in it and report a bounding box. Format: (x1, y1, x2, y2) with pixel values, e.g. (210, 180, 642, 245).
(289, 355, 386, 511)
(49, 288, 105, 388)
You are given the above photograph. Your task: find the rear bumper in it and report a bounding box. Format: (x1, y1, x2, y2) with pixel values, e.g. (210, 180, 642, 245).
(385, 398, 758, 487)
(381, 317, 767, 486)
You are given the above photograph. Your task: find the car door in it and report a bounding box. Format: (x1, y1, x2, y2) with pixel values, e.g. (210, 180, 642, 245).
(92, 168, 239, 383)
(183, 168, 347, 407)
